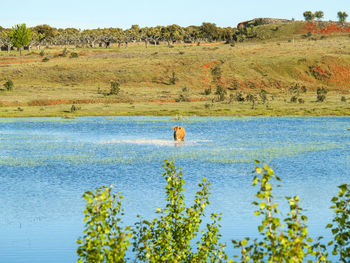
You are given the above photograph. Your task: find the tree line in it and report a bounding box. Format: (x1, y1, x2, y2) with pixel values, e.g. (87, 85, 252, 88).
(0, 23, 237, 52)
(3, 14, 349, 54)
(303, 10, 349, 23)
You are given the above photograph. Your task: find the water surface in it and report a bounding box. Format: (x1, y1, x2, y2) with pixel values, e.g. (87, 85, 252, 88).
(0, 116, 349, 262)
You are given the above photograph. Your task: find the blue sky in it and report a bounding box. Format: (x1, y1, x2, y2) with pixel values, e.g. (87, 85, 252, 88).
(3, 0, 350, 29)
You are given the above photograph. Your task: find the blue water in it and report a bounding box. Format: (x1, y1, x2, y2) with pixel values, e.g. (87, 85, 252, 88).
(0, 116, 349, 262)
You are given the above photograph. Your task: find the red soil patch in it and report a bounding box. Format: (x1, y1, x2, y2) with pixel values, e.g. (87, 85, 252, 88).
(0, 59, 41, 65)
(302, 22, 350, 34)
(309, 62, 350, 87)
(151, 99, 176, 103)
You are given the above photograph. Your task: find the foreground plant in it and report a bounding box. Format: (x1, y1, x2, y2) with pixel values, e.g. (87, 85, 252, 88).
(132, 159, 227, 262)
(232, 161, 328, 262)
(76, 186, 131, 263)
(76, 159, 349, 262)
(327, 184, 350, 262)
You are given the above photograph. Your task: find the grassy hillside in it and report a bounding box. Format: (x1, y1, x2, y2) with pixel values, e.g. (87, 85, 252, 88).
(0, 21, 350, 117)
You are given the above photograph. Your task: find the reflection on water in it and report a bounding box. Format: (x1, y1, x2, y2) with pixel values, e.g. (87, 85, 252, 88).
(0, 116, 349, 262)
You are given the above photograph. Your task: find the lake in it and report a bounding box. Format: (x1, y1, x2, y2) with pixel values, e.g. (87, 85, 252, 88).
(0, 116, 349, 262)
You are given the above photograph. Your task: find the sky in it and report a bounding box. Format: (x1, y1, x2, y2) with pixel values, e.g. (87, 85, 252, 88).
(2, 0, 350, 29)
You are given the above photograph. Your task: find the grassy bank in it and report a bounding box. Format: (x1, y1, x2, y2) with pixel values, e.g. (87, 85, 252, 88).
(0, 23, 350, 117)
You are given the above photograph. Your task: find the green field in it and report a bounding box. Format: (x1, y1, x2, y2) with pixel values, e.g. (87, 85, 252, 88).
(1, 21, 350, 117)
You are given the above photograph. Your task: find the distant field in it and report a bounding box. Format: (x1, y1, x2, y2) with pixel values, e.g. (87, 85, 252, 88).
(1, 24, 350, 117)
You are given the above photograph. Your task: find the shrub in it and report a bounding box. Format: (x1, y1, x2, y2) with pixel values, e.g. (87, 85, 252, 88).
(298, 98, 305, 104)
(211, 65, 222, 83)
(341, 96, 347, 102)
(204, 87, 211, 95)
(204, 103, 212, 109)
(316, 87, 328, 102)
(70, 52, 79, 58)
(169, 72, 177, 85)
(42, 57, 49, 62)
(4, 80, 14, 91)
(39, 50, 45, 57)
(259, 89, 268, 104)
(70, 104, 81, 112)
(108, 81, 120, 96)
(235, 91, 245, 102)
(290, 96, 298, 103)
(132, 160, 227, 262)
(215, 85, 226, 101)
(176, 94, 190, 102)
(77, 160, 226, 262)
(76, 186, 131, 263)
(246, 93, 257, 109)
(232, 161, 328, 262)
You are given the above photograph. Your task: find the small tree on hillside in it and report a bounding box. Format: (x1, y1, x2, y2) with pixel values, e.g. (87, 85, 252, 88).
(315, 11, 324, 21)
(338, 11, 349, 24)
(303, 11, 315, 21)
(10, 24, 32, 55)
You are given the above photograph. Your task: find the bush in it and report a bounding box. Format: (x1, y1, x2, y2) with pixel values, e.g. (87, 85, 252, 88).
(246, 93, 257, 109)
(133, 160, 226, 262)
(298, 98, 305, 104)
(169, 72, 177, 85)
(108, 81, 120, 96)
(176, 94, 190, 102)
(42, 57, 49, 62)
(341, 96, 347, 102)
(4, 80, 14, 91)
(204, 103, 212, 109)
(70, 104, 81, 112)
(234, 92, 245, 102)
(39, 50, 45, 57)
(316, 87, 328, 102)
(211, 65, 222, 83)
(77, 160, 226, 262)
(76, 186, 131, 262)
(259, 89, 268, 104)
(204, 87, 211, 95)
(70, 52, 79, 58)
(290, 96, 298, 103)
(215, 85, 226, 101)
(232, 161, 328, 262)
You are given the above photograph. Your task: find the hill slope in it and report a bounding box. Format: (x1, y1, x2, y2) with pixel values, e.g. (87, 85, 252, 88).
(0, 21, 350, 117)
